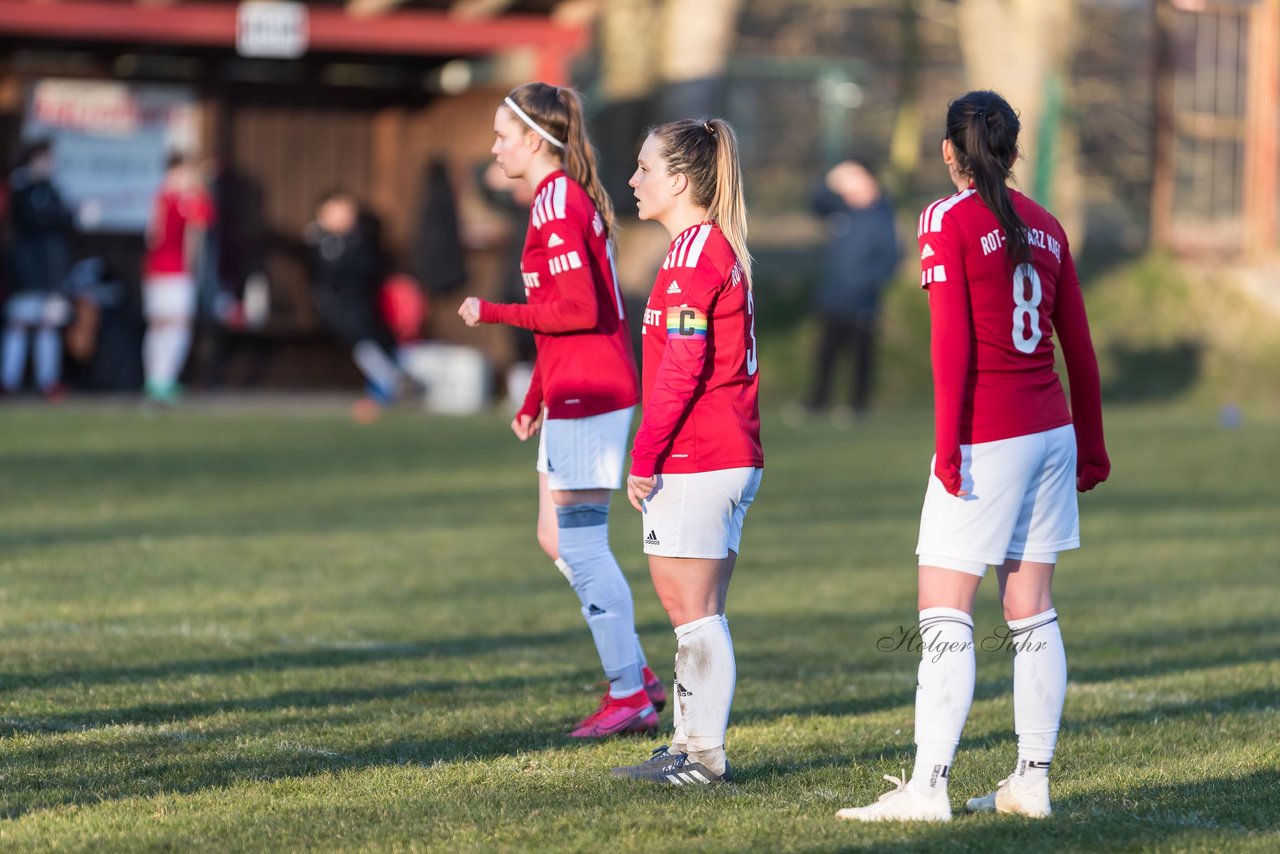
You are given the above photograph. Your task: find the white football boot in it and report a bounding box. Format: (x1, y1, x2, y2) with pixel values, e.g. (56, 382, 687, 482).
(836, 774, 952, 822)
(965, 775, 1052, 818)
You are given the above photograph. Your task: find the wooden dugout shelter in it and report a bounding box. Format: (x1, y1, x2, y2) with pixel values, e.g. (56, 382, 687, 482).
(0, 0, 590, 385)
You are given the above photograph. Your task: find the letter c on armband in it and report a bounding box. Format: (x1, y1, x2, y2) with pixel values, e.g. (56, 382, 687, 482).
(666, 306, 708, 338)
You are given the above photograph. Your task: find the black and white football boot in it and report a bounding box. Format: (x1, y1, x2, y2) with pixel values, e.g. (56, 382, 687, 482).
(610, 745, 733, 785)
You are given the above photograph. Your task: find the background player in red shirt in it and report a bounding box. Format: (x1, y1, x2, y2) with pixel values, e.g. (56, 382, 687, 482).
(838, 90, 1110, 823)
(611, 119, 762, 786)
(143, 153, 214, 405)
(458, 83, 664, 738)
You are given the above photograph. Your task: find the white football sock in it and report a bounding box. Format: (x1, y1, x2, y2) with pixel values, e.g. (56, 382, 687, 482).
(911, 607, 975, 795)
(675, 614, 735, 774)
(556, 503, 643, 698)
(34, 326, 61, 391)
(2, 325, 28, 391)
(1010, 608, 1066, 785)
(144, 323, 192, 388)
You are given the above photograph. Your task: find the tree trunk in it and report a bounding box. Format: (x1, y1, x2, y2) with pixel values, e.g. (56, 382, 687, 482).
(887, 0, 922, 202)
(957, 0, 1082, 240)
(655, 0, 742, 120)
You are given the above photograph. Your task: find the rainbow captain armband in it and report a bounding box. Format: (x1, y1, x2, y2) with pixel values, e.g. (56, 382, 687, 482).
(666, 306, 708, 338)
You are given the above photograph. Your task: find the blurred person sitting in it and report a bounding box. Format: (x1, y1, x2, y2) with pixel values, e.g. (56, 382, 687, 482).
(3, 139, 74, 400)
(143, 152, 215, 405)
(305, 190, 411, 423)
(798, 159, 901, 424)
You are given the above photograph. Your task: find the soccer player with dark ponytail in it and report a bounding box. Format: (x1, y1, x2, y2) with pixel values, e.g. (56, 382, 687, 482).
(837, 90, 1109, 821)
(459, 83, 664, 738)
(610, 118, 763, 786)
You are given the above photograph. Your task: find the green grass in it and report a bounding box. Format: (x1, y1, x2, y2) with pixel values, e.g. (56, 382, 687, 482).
(0, 402, 1277, 852)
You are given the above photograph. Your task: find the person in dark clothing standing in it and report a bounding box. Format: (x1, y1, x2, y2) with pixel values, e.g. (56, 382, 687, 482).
(3, 140, 74, 398)
(305, 190, 406, 422)
(802, 159, 901, 422)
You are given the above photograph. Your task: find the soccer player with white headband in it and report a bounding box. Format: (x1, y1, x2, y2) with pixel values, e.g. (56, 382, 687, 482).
(459, 83, 665, 738)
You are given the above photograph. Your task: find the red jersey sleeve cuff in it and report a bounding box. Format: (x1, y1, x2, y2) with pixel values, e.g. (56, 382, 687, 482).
(477, 299, 497, 324)
(518, 397, 541, 420)
(630, 456, 657, 479)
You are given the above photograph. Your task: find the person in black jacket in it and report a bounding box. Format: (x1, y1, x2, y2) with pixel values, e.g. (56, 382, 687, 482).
(305, 190, 406, 421)
(3, 140, 74, 398)
(802, 159, 901, 422)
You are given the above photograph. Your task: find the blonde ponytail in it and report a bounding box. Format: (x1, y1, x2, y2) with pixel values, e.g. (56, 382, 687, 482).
(650, 118, 753, 288)
(706, 119, 752, 289)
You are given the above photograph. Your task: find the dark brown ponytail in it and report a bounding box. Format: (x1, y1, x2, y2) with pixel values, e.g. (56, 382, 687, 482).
(945, 90, 1030, 268)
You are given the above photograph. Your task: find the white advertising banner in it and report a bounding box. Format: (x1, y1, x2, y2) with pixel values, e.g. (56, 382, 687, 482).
(22, 79, 200, 233)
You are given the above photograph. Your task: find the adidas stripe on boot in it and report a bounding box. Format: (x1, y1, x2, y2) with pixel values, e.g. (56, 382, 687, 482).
(611, 745, 733, 785)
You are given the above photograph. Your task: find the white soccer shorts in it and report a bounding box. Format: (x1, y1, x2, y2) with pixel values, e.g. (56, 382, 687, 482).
(536, 405, 634, 491)
(916, 424, 1079, 577)
(143, 274, 197, 321)
(641, 466, 762, 559)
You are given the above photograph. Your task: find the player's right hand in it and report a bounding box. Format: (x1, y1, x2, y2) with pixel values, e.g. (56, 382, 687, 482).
(626, 474, 657, 512)
(511, 411, 542, 441)
(458, 297, 483, 327)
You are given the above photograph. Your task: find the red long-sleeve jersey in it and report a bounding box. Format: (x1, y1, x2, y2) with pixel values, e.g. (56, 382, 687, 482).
(145, 188, 215, 276)
(918, 186, 1108, 494)
(479, 171, 639, 420)
(630, 222, 763, 478)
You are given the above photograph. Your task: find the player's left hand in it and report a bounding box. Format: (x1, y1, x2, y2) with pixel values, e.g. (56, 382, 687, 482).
(1077, 459, 1111, 492)
(626, 474, 657, 512)
(457, 297, 483, 327)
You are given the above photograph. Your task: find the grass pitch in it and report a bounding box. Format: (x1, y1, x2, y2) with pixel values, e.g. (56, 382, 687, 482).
(0, 401, 1276, 851)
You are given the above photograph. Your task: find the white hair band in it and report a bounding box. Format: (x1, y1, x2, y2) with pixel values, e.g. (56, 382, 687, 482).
(504, 96, 565, 150)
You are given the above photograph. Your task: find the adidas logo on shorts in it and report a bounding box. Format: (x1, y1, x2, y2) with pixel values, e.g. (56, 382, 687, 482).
(588, 604, 607, 616)
(645, 530, 660, 545)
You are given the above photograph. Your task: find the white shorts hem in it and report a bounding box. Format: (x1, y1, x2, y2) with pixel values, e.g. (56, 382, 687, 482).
(542, 477, 618, 491)
(917, 554, 988, 576)
(1007, 539, 1079, 562)
(643, 546, 731, 560)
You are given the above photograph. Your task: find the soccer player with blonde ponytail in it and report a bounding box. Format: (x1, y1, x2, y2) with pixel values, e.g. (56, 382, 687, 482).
(459, 82, 665, 738)
(611, 118, 763, 786)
